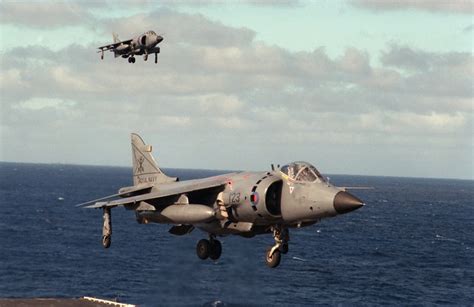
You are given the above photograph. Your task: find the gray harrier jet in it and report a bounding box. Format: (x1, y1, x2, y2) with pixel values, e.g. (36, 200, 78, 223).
(78, 133, 364, 268)
(97, 31, 163, 64)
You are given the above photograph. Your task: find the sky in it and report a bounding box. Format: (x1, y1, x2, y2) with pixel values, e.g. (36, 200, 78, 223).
(0, 0, 473, 180)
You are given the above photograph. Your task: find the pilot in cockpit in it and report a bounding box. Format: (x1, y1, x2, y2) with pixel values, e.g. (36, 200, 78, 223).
(280, 162, 325, 183)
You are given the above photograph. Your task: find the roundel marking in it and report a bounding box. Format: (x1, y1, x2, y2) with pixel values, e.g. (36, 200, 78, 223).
(250, 191, 259, 206)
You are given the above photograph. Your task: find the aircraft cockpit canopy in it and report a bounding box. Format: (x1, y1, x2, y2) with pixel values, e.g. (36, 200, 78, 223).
(146, 30, 157, 35)
(280, 161, 325, 183)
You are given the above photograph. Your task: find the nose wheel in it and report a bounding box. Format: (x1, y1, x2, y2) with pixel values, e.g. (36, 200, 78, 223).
(265, 226, 289, 268)
(128, 57, 136, 64)
(196, 236, 222, 260)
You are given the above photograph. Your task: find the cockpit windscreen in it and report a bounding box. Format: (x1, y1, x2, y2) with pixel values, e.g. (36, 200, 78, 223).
(280, 162, 325, 183)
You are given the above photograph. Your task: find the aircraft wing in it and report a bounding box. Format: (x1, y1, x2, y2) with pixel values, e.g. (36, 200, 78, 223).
(83, 175, 234, 209)
(97, 39, 133, 51)
(75, 182, 155, 207)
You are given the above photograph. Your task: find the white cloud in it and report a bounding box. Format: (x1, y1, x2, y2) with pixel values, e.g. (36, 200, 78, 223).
(0, 1, 95, 28)
(51, 66, 103, 92)
(359, 111, 467, 134)
(0, 68, 24, 88)
(352, 0, 474, 14)
(159, 115, 191, 126)
(12, 98, 76, 111)
(0, 7, 472, 178)
(198, 94, 244, 114)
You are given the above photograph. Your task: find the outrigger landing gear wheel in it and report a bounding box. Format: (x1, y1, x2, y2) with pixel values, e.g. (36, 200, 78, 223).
(102, 207, 112, 249)
(209, 239, 222, 260)
(102, 235, 111, 249)
(196, 239, 210, 260)
(265, 247, 281, 268)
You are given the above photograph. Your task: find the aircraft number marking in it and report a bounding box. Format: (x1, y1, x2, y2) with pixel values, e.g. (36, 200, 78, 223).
(229, 192, 240, 205)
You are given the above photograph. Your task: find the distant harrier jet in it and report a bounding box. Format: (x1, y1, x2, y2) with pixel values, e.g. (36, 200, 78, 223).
(97, 30, 163, 64)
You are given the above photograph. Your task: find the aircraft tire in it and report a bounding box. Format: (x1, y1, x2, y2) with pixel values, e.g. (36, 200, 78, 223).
(196, 239, 210, 260)
(209, 240, 222, 260)
(102, 235, 111, 249)
(128, 57, 132, 63)
(131, 57, 136, 64)
(265, 247, 281, 268)
(280, 243, 289, 254)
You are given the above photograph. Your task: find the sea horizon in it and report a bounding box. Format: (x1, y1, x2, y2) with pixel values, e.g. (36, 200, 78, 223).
(0, 160, 471, 182)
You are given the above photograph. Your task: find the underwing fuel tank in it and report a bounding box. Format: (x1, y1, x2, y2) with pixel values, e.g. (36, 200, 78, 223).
(136, 204, 215, 224)
(116, 44, 128, 52)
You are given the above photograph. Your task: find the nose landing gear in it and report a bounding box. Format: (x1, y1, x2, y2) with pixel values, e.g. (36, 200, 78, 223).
(265, 226, 289, 268)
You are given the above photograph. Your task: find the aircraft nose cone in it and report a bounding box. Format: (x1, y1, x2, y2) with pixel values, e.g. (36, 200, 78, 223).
(156, 36, 163, 44)
(333, 191, 364, 214)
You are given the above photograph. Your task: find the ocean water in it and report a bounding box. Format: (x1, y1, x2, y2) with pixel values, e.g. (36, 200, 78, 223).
(0, 162, 472, 306)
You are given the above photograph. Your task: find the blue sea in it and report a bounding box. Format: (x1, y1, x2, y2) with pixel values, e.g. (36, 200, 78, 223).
(0, 162, 473, 306)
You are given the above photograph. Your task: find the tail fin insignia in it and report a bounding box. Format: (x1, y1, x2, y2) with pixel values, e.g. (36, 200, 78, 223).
(112, 33, 120, 43)
(131, 133, 176, 185)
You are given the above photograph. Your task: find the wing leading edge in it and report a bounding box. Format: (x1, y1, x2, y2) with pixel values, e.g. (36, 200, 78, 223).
(83, 175, 235, 209)
(97, 39, 133, 51)
(76, 182, 154, 207)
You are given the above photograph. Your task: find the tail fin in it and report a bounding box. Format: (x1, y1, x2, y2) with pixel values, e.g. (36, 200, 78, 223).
(131, 133, 177, 185)
(112, 33, 120, 43)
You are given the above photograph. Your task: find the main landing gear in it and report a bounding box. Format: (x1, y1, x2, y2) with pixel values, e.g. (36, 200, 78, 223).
(128, 56, 136, 64)
(196, 235, 222, 261)
(265, 226, 289, 268)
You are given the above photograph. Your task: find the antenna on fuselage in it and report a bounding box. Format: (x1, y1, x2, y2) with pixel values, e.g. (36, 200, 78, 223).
(271, 164, 275, 171)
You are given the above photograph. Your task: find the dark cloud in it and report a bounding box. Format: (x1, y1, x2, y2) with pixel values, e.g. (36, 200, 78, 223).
(0, 1, 96, 28)
(463, 24, 474, 32)
(380, 45, 473, 99)
(381, 44, 472, 71)
(351, 0, 474, 14)
(158, 0, 303, 7)
(100, 8, 256, 47)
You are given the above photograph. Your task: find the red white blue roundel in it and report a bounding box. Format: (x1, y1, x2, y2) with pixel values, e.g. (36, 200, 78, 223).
(250, 192, 259, 206)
